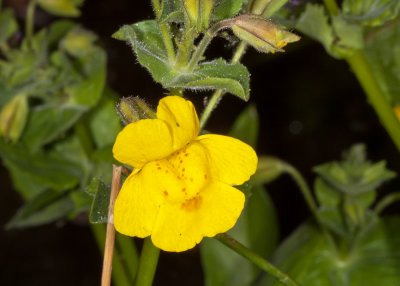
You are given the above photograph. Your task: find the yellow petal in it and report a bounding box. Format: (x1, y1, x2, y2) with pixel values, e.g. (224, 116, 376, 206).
(151, 181, 245, 252)
(114, 167, 164, 238)
(163, 141, 210, 199)
(197, 134, 258, 186)
(112, 119, 173, 169)
(157, 96, 199, 151)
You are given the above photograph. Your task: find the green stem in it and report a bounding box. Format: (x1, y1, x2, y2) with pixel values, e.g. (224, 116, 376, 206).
(187, 30, 214, 70)
(216, 234, 301, 286)
(116, 234, 139, 282)
(135, 238, 160, 286)
(323, 0, 400, 152)
(200, 90, 223, 129)
(346, 51, 400, 151)
(151, 0, 176, 63)
(187, 20, 233, 71)
(283, 164, 318, 214)
(283, 163, 338, 252)
(91, 224, 131, 286)
(322, 0, 339, 16)
(199, 41, 247, 129)
(374, 192, 400, 215)
(25, 0, 37, 44)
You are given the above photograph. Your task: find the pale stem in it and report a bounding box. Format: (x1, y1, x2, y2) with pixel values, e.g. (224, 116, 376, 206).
(101, 165, 122, 286)
(216, 234, 302, 286)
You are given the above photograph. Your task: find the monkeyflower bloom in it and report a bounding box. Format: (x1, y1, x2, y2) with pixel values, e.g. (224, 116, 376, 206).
(112, 96, 257, 252)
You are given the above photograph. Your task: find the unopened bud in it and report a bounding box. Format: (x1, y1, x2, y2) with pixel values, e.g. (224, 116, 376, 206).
(251, 156, 285, 185)
(0, 94, 29, 143)
(231, 14, 300, 53)
(183, 0, 214, 32)
(116, 96, 155, 125)
(61, 28, 97, 57)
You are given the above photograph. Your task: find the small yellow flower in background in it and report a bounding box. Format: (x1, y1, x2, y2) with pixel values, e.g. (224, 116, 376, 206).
(112, 96, 257, 252)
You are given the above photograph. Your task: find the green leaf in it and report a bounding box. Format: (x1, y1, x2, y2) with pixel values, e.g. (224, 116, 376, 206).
(37, 0, 83, 17)
(314, 177, 341, 207)
(113, 21, 250, 100)
(0, 141, 81, 199)
(22, 103, 86, 151)
(0, 8, 18, 44)
(364, 20, 400, 103)
(342, 0, 400, 27)
(6, 190, 74, 229)
(88, 177, 110, 224)
(259, 216, 400, 286)
(86, 88, 121, 149)
(159, 0, 184, 23)
(332, 15, 364, 50)
(66, 48, 106, 107)
(168, 59, 250, 101)
(229, 104, 259, 147)
(113, 20, 171, 84)
(296, 4, 335, 54)
(214, 0, 244, 20)
(201, 186, 279, 286)
(70, 190, 92, 216)
(313, 144, 396, 195)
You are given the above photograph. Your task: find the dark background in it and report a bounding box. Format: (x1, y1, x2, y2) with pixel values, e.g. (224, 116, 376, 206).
(1, 0, 399, 285)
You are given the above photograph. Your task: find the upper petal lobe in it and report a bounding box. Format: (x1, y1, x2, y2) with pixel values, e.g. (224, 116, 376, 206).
(157, 96, 199, 151)
(113, 119, 173, 169)
(197, 134, 257, 186)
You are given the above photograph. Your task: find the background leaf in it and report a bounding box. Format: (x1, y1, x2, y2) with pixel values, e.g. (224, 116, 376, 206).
(259, 217, 400, 286)
(6, 190, 74, 229)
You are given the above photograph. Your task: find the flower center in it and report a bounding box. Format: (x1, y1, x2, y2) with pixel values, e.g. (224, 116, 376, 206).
(181, 195, 202, 212)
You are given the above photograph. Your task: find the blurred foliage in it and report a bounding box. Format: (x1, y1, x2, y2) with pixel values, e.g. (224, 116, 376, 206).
(258, 145, 400, 286)
(0, 6, 120, 228)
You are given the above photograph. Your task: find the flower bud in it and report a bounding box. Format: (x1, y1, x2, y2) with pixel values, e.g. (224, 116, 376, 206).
(183, 0, 214, 32)
(231, 14, 300, 53)
(250, 156, 285, 185)
(0, 94, 29, 143)
(116, 96, 155, 125)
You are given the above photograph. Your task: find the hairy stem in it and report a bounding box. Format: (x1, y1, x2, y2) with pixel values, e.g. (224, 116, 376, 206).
(216, 234, 301, 286)
(199, 41, 247, 128)
(151, 0, 176, 63)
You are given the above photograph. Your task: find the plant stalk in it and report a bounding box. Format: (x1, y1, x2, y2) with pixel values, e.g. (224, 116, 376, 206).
(324, 0, 400, 152)
(199, 41, 247, 128)
(25, 0, 37, 44)
(151, 0, 176, 63)
(135, 237, 160, 286)
(374, 192, 400, 214)
(91, 224, 131, 286)
(216, 234, 301, 286)
(346, 51, 400, 151)
(101, 165, 122, 286)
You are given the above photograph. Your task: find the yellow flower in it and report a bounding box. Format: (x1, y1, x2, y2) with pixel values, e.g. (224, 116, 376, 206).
(112, 96, 257, 252)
